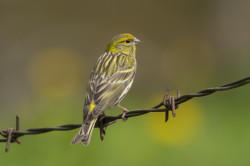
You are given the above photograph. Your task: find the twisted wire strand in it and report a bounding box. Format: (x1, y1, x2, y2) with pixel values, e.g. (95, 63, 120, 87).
(0, 77, 249, 151)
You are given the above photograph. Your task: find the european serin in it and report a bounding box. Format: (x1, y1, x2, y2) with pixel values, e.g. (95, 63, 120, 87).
(71, 33, 140, 146)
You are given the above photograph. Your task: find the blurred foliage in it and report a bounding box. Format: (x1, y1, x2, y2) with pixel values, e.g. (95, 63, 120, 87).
(0, 0, 250, 165)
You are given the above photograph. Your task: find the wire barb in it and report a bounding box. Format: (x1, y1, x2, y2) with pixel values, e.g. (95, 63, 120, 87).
(5, 128, 13, 152)
(0, 76, 249, 152)
(16, 115, 20, 131)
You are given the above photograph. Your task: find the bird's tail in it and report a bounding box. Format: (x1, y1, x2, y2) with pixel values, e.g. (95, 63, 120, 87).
(71, 118, 97, 146)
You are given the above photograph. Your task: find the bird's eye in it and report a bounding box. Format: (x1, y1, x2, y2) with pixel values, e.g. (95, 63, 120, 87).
(125, 39, 131, 43)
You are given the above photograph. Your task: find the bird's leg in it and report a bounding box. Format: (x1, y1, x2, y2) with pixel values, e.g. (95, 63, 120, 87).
(118, 105, 129, 121)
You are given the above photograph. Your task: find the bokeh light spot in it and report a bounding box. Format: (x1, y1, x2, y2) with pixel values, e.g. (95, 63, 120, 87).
(146, 95, 204, 146)
(27, 48, 84, 99)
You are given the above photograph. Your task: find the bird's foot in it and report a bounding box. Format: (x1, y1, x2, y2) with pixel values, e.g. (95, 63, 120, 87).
(118, 105, 129, 121)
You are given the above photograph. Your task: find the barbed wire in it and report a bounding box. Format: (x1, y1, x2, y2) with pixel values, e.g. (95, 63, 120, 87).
(0, 76, 250, 152)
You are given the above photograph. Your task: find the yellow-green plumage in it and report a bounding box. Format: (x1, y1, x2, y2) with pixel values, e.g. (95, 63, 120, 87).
(71, 34, 140, 146)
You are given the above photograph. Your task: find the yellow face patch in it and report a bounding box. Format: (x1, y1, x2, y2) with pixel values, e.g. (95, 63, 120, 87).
(114, 34, 135, 43)
(106, 33, 136, 53)
(89, 102, 95, 112)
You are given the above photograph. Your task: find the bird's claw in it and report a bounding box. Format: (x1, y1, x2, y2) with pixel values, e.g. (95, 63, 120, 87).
(121, 112, 128, 121)
(118, 105, 129, 121)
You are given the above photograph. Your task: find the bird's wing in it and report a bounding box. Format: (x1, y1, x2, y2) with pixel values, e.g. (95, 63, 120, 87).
(83, 53, 136, 122)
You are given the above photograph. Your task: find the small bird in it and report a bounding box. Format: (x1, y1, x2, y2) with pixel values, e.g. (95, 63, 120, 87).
(71, 33, 140, 146)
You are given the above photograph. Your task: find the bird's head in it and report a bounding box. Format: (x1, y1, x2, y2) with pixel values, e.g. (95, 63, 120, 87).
(106, 33, 140, 55)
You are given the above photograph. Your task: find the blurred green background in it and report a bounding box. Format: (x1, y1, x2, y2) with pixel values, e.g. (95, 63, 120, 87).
(1, 0, 250, 165)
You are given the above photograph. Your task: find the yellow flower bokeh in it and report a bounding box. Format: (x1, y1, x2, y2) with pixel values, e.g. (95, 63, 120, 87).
(146, 95, 204, 146)
(27, 48, 84, 99)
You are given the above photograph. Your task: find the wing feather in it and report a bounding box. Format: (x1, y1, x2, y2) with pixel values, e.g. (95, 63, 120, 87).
(83, 52, 136, 122)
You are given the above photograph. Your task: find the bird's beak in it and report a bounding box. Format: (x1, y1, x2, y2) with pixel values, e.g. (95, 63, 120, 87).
(134, 38, 141, 45)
